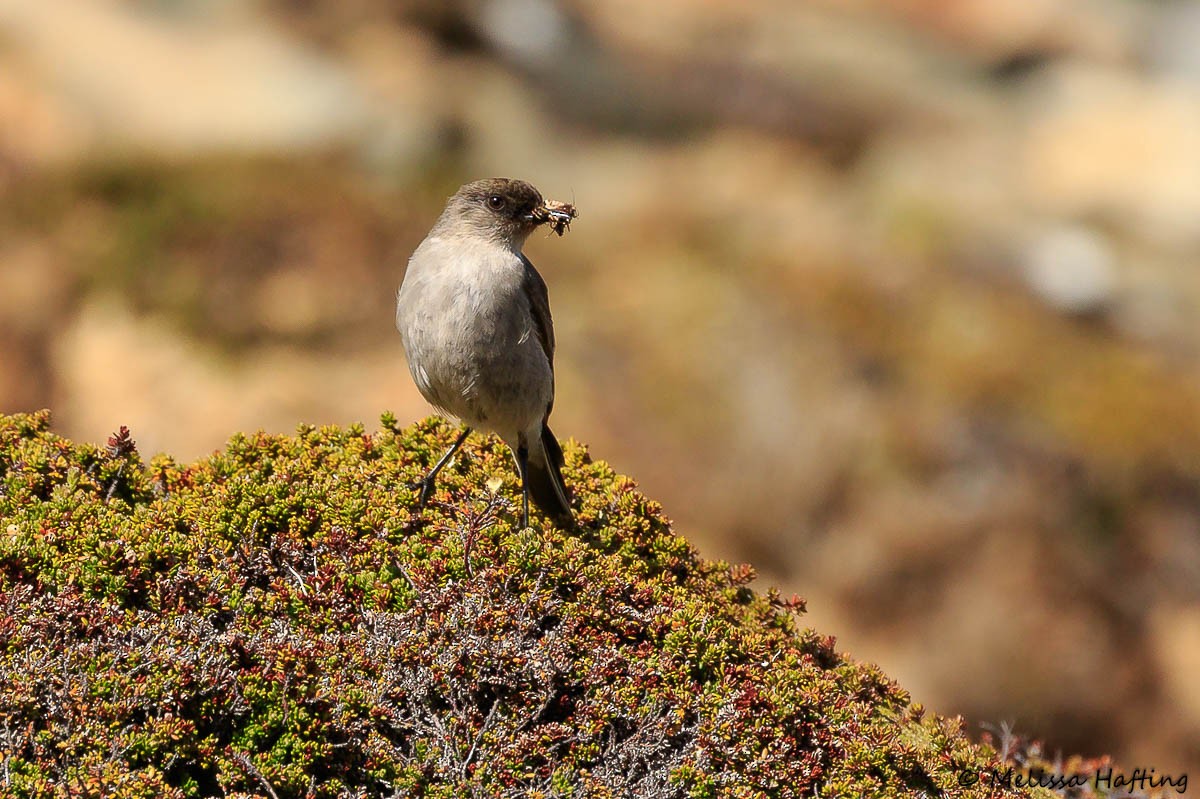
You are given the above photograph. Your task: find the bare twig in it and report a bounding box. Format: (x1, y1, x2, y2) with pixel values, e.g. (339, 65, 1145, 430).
(232, 751, 281, 799)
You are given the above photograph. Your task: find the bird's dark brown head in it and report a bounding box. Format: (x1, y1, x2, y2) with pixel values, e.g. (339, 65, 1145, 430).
(436, 178, 574, 247)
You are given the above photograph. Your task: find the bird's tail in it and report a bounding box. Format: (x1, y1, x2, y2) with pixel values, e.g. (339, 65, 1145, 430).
(526, 425, 573, 526)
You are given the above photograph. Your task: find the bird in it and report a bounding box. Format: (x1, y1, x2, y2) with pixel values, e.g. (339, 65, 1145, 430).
(396, 178, 576, 528)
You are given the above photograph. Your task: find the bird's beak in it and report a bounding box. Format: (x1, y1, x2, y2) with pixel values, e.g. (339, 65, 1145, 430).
(526, 199, 577, 236)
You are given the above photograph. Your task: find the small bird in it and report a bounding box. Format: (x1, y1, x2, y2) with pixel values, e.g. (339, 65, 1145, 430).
(396, 178, 576, 528)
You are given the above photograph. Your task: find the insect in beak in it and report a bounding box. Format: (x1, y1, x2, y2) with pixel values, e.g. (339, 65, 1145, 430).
(534, 200, 577, 236)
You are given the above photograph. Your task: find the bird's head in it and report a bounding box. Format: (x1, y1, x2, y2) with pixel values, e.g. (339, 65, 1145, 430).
(440, 178, 576, 248)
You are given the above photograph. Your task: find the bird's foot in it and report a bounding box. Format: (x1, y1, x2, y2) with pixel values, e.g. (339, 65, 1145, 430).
(407, 475, 437, 507)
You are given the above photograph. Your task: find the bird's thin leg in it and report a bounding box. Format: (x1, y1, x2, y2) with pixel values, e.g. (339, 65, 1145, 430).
(412, 427, 471, 506)
(515, 443, 531, 529)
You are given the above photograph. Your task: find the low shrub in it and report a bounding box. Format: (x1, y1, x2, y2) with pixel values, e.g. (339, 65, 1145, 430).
(0, 411, 1032, 798)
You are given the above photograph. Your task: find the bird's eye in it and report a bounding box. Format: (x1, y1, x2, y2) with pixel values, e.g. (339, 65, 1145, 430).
(487, 195, 506, 211)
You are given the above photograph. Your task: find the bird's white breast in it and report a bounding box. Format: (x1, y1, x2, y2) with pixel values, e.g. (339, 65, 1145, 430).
(396, 235, 551, 436)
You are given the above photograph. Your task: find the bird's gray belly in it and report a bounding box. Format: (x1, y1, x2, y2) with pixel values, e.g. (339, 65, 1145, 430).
(403, 302, 550, 434)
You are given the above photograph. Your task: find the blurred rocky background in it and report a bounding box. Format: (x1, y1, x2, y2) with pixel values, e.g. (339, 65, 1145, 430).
(1, 0, 1198, 773)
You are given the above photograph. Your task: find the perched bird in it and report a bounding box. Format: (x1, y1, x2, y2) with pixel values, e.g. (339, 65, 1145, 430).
(396, 178, 576, 528)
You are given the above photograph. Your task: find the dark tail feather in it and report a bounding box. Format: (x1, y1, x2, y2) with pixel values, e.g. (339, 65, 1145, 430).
(527, 425, 573, 526)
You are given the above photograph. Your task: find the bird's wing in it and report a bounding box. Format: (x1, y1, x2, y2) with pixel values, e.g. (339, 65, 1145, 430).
(521, 254, 557, 417)
(521, 254, 555, 369)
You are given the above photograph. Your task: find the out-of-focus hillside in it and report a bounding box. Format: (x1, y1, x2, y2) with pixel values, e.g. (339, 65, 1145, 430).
(1, 0, 1197, 772)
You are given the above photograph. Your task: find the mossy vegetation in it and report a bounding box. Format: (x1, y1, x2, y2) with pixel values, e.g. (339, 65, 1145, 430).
(0, 410, 1037, 797)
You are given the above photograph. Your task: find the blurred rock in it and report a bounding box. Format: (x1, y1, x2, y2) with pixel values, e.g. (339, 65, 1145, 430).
(0, 0, 369, 155)
(1149, 604, 1200, 731)
(339, 24, 448, 179)
(0, 240, 72, 333)
(1146, 1, 1200, 85)
(1021, 224, 1116, 315)
(883, 0, 1135, 64)
(51, 301, 420, 460)
(0, 58, 87, 166)
(478, 0, 571, 68)
(1021, 63, 1200, 246)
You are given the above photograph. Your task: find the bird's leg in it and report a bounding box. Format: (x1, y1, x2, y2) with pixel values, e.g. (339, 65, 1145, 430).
(412, 427, 471, 506)
(515, 442, 531, 529)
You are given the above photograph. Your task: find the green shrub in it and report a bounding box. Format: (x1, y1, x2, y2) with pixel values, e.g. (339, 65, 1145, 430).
(0, 411, 1032, 798)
